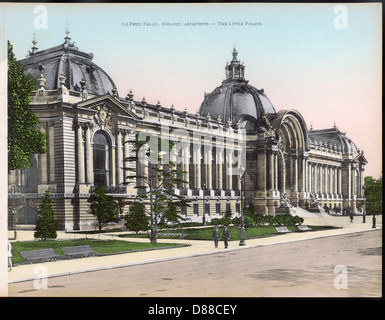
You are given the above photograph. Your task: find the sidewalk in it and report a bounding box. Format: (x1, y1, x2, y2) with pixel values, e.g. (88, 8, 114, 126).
(8, 215, 382, 284)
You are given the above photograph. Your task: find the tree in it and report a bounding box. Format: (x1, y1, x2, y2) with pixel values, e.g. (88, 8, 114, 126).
(34, 190, 57, 240)
(364, 176, 382, 215)
(7, 41, 46, 170)
(89, 184, 118, 231)
(124, 202, 149, 234)
(125, 135, 190, 243)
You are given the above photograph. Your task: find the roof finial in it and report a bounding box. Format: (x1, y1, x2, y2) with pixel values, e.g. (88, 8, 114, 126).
(64, 22, 71, 43)
(232, 46, 238, 62)
(28, 33, 38, 56)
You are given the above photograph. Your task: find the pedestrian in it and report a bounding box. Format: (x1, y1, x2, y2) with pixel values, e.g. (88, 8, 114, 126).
(350, 210, 354, 223)
(8, 242, 12, 271)
(223, 226, 230, 249)
(213, 226, 220, 248)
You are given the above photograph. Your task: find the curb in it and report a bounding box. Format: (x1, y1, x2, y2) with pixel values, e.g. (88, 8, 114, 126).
(8, 227, 381, 284)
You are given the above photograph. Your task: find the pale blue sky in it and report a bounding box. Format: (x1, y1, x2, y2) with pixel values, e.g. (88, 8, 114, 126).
(1, 3, 382, 177)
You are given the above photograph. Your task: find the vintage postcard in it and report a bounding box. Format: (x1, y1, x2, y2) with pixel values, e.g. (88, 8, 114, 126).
(0, 2, 382, 307)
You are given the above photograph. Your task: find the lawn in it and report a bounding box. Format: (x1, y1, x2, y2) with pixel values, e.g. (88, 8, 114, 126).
(10, 239, 180, 264)
(120, 225, 334, 241)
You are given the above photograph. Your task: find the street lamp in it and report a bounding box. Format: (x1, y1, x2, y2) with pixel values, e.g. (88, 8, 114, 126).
(239, 167, 246, 246)
(12, 208, 17, 240)
(362, 185, 366, 223)
(202, 184, 207, 226)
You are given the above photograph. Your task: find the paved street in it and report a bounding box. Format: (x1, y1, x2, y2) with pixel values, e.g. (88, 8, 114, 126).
(8, 229, 382, 297)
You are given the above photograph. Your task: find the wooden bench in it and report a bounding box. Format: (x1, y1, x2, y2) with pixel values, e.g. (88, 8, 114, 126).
(20, 248, 60, 264)
(275, 226, 292, 233)
(298, 225, 312, 231)
(60, 245, 96, 259)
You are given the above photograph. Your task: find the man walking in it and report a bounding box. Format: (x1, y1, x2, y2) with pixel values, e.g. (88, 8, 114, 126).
(223, 226, 230, 249)
(213, 226, 220, 248)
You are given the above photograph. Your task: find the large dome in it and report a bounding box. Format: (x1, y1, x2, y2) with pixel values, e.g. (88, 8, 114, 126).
(18, 31, 117, 97)
(198, 48, 276, 129)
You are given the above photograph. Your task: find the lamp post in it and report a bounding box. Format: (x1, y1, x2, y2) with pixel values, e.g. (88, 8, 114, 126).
(239, 167, 246, 246)
(362, 185, 366, 223)
(202, 184, 207, 226)
(12, 208, 17, 240)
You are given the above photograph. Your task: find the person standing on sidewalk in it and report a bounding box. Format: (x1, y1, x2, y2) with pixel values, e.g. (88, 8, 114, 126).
(223, 226, 230, 249)
(213, 226, 220, 248)
(349, 210, 354, 223)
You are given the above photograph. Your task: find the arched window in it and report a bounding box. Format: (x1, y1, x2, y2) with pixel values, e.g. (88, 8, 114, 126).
(93, 131, 110, 186)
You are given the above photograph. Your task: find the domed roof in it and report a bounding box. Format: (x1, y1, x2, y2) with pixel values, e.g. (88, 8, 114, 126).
(309, 125, 359, 154)
(198, 48, 276, 128)
(18, 31, 117, 97)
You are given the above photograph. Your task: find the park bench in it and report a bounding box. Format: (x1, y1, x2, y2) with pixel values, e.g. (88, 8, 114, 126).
(297, 225, 312, 231)
(275, 226, 292, 234)
(297, 225, 313, 231)
(20, 248, 60, 264)
(60, 245, 96, 259)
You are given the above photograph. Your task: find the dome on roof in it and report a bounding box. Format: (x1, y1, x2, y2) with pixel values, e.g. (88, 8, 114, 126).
(18, 31, 117, 97)
(198, 48, 276, 129)
(309, 126, 359, 154)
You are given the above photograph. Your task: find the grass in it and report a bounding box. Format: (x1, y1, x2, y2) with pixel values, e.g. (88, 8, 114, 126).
(10, 239, 180, 264)
(120, 225, 335, 241)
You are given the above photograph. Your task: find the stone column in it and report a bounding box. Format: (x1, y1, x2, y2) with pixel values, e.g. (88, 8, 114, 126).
(85, 124, 93, 184)
(268, 151, 274, 192)
(274, 152, 278, 191)
(123, 131, 130, 184)
(116, 130, 123, 185)
(76, 123, 85, 184)
(351, 163, 357, 200)
(48, 123, 55, 183)
(216, 147, 223, 190)
(183, 144, 190, 189)
(111, 145, 116, 186)
(324, 165, 328, 197)
(292, 155, 298, 192)
(38, 124, 48, 185)
(226, 148, 233, 190)
(194, 143, 201, 189)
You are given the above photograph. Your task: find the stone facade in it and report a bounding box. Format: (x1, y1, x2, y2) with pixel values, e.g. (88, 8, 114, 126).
(8, 37, 367, 231)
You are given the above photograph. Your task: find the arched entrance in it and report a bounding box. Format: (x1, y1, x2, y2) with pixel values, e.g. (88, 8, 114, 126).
(272, 110, 309, 207)
(93, 131, 111, 186)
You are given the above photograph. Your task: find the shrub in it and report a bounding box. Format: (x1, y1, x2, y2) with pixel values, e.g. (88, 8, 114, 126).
(34, 190, 57, 240)
(124, 202, 149, 234)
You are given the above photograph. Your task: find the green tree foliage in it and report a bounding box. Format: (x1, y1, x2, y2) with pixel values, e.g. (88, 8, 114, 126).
(89, 184, 118, 231)
(364, 176, 382, 215)
(34, 190, 57, 240)
(7, 41, 46, 170)
(124, 202, 149, 234)
(125, 135, 190, 243)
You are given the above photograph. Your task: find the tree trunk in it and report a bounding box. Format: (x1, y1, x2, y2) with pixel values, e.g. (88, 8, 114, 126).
(151, 222, 158, 243)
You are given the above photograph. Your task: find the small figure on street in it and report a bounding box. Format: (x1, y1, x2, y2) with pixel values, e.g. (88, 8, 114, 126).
(213, 226, 220, 248)
(349, 210, 354, 223)
(223, 226, 230, 249)
(8, 242, 12, 271)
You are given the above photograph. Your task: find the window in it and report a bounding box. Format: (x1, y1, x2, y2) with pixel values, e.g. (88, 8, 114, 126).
(93, 131, 110, 186)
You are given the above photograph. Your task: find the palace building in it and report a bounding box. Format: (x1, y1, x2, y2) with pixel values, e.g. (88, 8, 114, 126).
(8, 33, 367, 231)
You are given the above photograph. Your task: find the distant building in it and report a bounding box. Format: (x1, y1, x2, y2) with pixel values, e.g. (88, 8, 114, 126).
(8, 32, 367, 230)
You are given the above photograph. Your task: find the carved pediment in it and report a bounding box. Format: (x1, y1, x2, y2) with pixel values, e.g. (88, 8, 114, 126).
(76, 93, 138, 119)
(75, 93, 137, 131)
